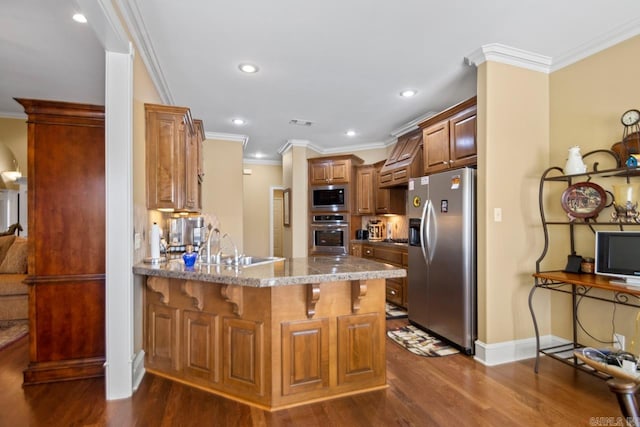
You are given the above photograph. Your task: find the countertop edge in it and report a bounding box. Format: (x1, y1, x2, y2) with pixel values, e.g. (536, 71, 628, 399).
(133, 257, 406, 288)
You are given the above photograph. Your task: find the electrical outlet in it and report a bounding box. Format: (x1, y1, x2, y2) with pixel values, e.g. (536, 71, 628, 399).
(613, 333, 625, 350)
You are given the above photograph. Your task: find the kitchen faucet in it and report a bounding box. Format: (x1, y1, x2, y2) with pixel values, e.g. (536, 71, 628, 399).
(217, 233, 239, 265)
(203, 225, 220, 264)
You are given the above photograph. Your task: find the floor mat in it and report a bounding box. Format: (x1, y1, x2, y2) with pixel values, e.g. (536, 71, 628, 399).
(0, 320, 28, 351)
(387, 324, 459, 357)
(385, 302, 408, 319)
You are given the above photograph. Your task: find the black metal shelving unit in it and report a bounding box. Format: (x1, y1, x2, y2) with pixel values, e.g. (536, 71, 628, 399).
(529, 149, 640, 377)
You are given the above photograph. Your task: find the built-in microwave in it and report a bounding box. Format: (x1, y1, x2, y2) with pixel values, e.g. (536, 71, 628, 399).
(310, 185, 348, 212)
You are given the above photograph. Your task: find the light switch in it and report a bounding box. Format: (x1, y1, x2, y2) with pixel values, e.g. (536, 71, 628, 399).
(494, 208, 502, 222)
(134, 232, 141, 249)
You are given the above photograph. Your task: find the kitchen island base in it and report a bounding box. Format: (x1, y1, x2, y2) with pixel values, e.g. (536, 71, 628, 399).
(143, 276, 387, 411)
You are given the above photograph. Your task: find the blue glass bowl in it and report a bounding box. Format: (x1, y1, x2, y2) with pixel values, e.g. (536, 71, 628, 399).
(183, 251, 198, 267)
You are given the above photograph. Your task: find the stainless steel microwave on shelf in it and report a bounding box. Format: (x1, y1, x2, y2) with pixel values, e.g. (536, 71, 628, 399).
(310, 185, 348, 212)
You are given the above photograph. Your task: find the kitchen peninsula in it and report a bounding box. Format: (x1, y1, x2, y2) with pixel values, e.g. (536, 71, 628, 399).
(133, 256, 405, 411)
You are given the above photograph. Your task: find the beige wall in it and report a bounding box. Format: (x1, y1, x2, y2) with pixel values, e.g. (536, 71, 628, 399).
(201, 139, 244, 253)
(242, 163, 283, 256)
(547, 35, 640, 351)
(132, 51, 163, 263)
(0, 117, 27, 183)
(478, 61, 550, 344)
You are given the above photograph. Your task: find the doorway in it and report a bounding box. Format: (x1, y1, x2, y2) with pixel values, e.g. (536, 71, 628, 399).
(271, 188, 284, 257)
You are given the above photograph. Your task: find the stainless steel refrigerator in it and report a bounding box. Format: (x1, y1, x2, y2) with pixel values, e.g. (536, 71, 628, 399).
(407, 167, 476, 354)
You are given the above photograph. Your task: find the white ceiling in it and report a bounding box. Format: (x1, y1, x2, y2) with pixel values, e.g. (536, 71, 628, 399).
(2, 1, 640, 162)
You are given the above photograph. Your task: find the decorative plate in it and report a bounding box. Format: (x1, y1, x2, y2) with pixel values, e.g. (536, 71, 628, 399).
(561, 182, 607, 219)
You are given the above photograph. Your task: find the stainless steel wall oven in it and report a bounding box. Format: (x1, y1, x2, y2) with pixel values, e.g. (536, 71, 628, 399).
(309, 214, 349, 255)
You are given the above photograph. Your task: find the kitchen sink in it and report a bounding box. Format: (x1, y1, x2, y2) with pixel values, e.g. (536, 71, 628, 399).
(211, 255, 284, 267)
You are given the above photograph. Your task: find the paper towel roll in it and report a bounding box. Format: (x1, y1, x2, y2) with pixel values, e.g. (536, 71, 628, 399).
(150, 222, 160, 259)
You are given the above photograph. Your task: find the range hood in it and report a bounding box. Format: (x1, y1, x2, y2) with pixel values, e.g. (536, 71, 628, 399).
(379, 129, 423, 188)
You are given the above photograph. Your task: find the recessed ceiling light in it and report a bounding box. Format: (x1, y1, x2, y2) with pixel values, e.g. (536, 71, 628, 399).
(254, 153, 264, 159)
(72, 13, 87, 23)
(400, 89, 417, 98)
(231, 118, 246, 125)
(238, 63, 259, 73)
(346, 130, 357, 137)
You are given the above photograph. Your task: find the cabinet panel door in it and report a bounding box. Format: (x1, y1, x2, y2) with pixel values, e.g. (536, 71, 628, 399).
(183, 310, 219, 383)
(147, 112, 184, 209)
(337, 312, 383, 385)
(184, 128, 199, 211)
(356, 166, 374, 215)
(423, 120, 450, 174)
(330, 160, 349, 183)
(223, 317, 265, 396)
(450, 107, 477, 168)
(351, 244, 362, 257)
(281, 318, 330, 395)
(147, 303, 180, 371)
(309, 162, 331, 185)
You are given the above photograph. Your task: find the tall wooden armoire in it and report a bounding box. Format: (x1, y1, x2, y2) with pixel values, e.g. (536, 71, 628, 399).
(16, 99, 105, 385)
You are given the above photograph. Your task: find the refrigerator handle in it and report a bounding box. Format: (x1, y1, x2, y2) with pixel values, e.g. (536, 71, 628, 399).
(420, 199, 430, 265)
(427, 198, 437, 263)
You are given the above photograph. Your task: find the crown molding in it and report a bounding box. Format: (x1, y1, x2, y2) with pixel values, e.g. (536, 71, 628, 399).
(390, 110, 437, 137)
(322, 141, 388, 155)
(76, 0, 130, 53)
(205, 132, 249, 148)
(115, 0, 174, 105)
(278, 139, 320, 156)
(551, 17, 640, 71)
(465, 43, 552, 73)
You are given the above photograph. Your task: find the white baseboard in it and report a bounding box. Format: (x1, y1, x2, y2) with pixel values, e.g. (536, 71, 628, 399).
(474, 335, 570, 366)
(131, 349, 146, 391)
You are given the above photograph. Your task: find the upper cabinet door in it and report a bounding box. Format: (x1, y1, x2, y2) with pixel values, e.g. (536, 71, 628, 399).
(309, 158, 351, 185)
(420, 97, 477, 176)
(449, 106, 477, 169)
(146, 103, 201, 212)
(423, 120, 450, 174)
(355, 165, 375, 215)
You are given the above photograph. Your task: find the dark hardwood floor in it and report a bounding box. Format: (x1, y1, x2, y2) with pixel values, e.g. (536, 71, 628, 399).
(0, 319, 621, 426)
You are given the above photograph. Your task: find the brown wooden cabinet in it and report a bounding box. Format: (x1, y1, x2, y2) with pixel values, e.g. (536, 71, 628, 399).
(421, 97, 477, 175)
(355, 162, 407, 216)
(379, 129, 423, 188)
(360, 243, 408, 308)
(374, 161, 406, 215)
(145, 103, 202, 212)
(355, 165, 375, 215)
(309, 155, 361, 185)
(16, 99, 106, 384)
(143, 274, 386, 410)
(351, 242, 362, 257)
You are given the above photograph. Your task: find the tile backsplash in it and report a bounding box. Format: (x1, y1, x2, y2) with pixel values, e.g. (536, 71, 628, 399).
(360, 215, 407, 239)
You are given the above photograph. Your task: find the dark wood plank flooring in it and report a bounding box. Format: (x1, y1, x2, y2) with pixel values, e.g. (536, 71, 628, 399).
(0, 319, 621, 426)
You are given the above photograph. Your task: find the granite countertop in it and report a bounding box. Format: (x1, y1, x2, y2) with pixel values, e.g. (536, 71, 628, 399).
(133, 255, 406, 288)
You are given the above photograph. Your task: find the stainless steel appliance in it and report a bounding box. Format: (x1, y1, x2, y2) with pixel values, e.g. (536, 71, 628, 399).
(309, 214, 349, 255)
(311, 185, 348, 212)
(166, 216, 206, 254)
(407, 167, 476, 354)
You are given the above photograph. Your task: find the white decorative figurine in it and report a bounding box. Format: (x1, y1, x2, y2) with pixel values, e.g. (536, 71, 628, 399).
(564, 146, 587, 175)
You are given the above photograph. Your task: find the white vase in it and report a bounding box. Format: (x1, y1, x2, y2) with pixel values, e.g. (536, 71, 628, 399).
(564, 146, 587, 175)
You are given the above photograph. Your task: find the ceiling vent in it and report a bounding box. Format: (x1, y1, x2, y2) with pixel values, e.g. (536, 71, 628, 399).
(289, 119, 313, 127)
